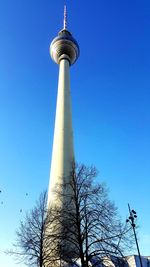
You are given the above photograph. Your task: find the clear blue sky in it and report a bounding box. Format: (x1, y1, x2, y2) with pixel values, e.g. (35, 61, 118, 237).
(0, 0, 150, 266)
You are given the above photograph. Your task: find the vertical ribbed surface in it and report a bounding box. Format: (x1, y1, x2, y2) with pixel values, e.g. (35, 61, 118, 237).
(48, 58, 74, 206)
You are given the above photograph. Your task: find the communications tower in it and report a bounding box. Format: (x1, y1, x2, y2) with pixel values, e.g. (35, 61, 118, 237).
(48, 6, 79, 207)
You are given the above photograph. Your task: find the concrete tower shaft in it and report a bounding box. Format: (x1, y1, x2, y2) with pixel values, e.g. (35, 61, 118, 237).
(48, 58, 74, 205)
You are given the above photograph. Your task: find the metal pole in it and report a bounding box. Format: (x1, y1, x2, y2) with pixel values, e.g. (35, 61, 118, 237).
(128, 204, 143, 267)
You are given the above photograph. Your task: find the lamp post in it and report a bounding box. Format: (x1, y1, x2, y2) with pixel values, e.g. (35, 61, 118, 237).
(126, 204, 143, 267)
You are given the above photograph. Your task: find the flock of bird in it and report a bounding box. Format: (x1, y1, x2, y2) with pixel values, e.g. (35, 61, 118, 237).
(0, 190, 29, 213)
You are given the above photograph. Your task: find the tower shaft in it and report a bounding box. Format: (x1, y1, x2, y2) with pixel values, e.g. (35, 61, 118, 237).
(48, 58, 74, 206)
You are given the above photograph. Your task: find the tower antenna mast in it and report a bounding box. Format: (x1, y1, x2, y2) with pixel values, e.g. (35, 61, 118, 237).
(63, 4, 67, 29)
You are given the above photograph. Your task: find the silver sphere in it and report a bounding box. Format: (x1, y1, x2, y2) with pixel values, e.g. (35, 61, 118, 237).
(50, 29, 79, 65)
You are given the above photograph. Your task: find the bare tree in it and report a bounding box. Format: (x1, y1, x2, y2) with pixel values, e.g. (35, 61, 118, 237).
(8, 164, 132, 267)
(7, 191, 57, 267)
(7, 191, 72, 267)
(54, 163, 132, 267)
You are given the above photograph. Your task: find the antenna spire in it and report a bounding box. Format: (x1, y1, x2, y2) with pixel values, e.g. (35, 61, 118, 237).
(63, 5, 67, 29)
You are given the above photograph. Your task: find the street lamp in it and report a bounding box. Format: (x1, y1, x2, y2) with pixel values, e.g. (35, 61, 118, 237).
(126, 204, 143, 267)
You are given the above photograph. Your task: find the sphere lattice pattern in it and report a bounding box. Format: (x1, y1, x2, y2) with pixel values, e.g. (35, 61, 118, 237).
(50, 29, 79, 65)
